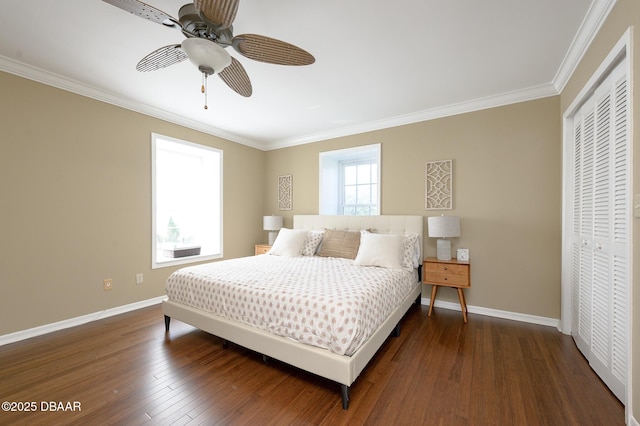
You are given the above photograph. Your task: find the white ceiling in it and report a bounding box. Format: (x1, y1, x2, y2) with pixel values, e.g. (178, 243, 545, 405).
(0, 0, 611, 150)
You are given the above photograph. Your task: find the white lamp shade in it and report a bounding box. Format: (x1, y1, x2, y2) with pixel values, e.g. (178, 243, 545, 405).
(263, 215, 284, 231)
(428, 215, 461, 238)
(181, 38, 231, 74)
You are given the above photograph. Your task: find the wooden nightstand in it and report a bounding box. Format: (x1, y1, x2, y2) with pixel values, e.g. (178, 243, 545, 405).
(423, 257, 471, 323)
(255, 244, 272, 255)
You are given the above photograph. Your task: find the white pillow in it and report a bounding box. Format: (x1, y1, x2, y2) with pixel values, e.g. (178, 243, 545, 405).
(269, 228, 309, 257)
(402, 233, 421, 268)
(301, 230, 324, 256)
(354, 232, 405, 269)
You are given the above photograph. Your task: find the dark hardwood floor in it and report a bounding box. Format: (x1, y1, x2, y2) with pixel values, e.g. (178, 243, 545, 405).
(0, 303, 624, 425)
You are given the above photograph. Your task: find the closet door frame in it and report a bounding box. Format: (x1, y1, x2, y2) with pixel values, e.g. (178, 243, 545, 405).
(561, 27, 633, 413)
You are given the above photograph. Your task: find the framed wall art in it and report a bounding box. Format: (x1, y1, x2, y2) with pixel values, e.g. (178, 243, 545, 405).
(425, 160, 453, 210)
(278, 174, 292, 210)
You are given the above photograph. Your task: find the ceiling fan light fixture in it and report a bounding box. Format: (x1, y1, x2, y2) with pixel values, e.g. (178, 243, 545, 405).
(182, 38, 231, 75)
(104, 0, 313, 99)
(181, 38, 232, 110)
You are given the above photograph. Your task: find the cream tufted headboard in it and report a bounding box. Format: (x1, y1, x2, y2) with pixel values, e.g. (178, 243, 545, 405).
(293, 215, 423, 259)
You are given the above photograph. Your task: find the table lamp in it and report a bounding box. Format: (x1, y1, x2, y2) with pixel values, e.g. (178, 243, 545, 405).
(263, 215, 284, 245)
(428, 215, 460, 260)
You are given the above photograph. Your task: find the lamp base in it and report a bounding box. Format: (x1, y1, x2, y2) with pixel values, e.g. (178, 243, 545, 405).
(436, 239, 452, 261)
(268, 231, 278, 246)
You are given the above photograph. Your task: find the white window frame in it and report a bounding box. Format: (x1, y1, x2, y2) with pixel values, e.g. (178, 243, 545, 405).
(151, 133, 223, 269)
(319, 144, 380, 215)
(339, 158, 378, 215)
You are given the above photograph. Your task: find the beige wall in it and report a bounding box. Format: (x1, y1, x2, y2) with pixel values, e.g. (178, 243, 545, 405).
(2, 1, 636, 417)
(0, 71, 265, 335)
(266, 96, 562, 319)
(559, 0, 639, 419)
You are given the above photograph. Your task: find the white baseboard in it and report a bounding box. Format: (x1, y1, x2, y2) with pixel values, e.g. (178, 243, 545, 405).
(0, 296, 566, 347)
(420, 297, 561, 329)
(0, 296, 167, 347)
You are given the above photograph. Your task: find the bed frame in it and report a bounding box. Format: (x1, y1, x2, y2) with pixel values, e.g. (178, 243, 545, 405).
(162, 215, 423, 409)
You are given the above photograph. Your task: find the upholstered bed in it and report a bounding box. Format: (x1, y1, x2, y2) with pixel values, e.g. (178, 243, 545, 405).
(162, 215, 423, 409)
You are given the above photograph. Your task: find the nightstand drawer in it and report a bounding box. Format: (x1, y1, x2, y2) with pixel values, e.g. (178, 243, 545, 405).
(423, 257, 471, 322)
(423, 262, 469, 287)
(255, 244, 272, 255)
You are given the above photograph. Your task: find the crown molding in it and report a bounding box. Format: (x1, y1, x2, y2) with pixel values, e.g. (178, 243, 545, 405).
(272, 0, 617, 150)
(553, 0, 618, 92)
(0, 0, 614, 151)
(268, 83, 559, 150)
(0, 55, 266, 151)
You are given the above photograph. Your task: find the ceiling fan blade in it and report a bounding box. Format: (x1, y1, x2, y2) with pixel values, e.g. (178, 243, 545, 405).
(136, 44, 188, 72)
(218, 57, 252, 97)
(102, 0, 180, 27)
(194, 0, 239, 30)
(232, 34, 315, 66)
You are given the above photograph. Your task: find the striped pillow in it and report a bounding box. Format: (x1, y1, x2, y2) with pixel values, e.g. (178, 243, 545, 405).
(317, 229, 361, 259)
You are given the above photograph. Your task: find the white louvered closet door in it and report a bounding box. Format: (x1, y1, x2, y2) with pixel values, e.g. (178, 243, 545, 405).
(570, 58, 628, 402)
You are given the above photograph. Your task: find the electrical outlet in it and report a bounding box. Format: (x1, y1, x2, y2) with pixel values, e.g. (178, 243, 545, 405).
(103, 279, 113, 291)
(136, 273, 143, 284)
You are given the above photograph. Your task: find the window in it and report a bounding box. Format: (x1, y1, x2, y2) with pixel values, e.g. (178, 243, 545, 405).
(152, 134, 222, 268)
(341, 160, 378, 215)
(320, 144, 380, 215)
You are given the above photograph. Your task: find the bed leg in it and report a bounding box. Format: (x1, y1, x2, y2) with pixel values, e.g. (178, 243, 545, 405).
(393, 322, 401, 337)
(341, 385, 350, 410)
(222, 340, 229, 349)
(262, 354, 270, 364)
(164, 315, 170, 331)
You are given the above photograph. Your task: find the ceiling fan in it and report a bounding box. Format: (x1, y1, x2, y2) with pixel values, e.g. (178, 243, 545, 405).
(102, 0, 315, 107)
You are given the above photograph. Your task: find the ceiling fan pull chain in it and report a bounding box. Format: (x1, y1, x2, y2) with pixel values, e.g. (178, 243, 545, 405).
(201, 72, 208, 110)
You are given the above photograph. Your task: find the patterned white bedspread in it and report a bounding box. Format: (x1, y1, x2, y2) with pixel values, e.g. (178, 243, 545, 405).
(166, 255, 419, 356)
